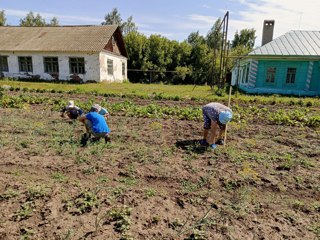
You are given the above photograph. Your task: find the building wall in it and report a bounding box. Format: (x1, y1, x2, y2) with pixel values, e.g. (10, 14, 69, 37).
(0, 51, 102, 82)
(236, 58, 320, 96)
(99, 51, 127, 82)
(232, 59, 252, 87)
(255, 60, 309, 90)
(310, 61, 320, 92)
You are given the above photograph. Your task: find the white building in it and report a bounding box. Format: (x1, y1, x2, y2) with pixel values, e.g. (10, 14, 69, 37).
(0, 25, 128, 83)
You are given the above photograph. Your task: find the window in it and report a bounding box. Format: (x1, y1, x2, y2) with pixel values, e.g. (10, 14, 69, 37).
(107, 59, 113, 75)
(286, 68, 296, 84)
(245, 65, 249, 83)
(69, 57, 85, 74)
(239, 69, 243, 83)
(0, 56, 9, 72)
(241, 67, 246, 83)
(122, 62, 125, 76)
(44, 57, 59, 73)
(18, 56, 33, 72)
(266, 67, 276, 83)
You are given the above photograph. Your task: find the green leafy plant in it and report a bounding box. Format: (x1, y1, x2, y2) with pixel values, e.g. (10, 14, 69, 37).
(20, 227, 34, 240)
(0, 188, 19, 200)
(64, 189, 98, 215)
(13, 201, 34, 221)
(144, 188, 157, 198)
(26, 185, 49, 200)
(51, 172, 68, 182)
(107, 206, 132, 233)
(185, 229, 207, 240)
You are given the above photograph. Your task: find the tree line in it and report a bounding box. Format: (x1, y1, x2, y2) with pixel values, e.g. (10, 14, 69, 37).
(0, 10, 58, 26)
(0, 9, 256, 85)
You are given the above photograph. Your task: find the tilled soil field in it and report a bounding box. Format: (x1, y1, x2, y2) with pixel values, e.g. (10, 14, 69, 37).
(0, 92, 319, 240)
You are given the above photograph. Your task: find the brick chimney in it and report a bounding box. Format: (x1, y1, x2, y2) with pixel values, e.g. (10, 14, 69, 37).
(262, 20, 275, 46)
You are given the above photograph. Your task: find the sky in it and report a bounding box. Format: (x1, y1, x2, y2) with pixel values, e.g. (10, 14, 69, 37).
(1, 0, 319, 47)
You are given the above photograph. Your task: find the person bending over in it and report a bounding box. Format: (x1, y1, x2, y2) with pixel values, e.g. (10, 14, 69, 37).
(79, 104, 111, 143)
(92, 103, 110, 120)
(200, 102, 233, 149)
(61, 100, 84, 120)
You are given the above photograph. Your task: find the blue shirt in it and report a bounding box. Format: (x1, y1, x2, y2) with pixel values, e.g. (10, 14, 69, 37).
(86, 112, 110, 134)
(99, 107, 108, 116)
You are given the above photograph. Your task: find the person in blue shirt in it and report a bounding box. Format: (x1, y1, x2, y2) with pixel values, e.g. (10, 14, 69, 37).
(79, 104, 111, 143)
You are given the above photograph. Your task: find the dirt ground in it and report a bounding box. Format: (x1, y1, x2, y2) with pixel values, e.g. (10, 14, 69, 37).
(0, 94, 319, 240)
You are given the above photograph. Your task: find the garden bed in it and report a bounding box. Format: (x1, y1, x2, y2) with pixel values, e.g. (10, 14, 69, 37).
(0, 90, 319, 239)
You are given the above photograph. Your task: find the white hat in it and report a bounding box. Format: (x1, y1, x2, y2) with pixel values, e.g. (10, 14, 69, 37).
(92, 104, 101, 111)
(67, 100, 75, 108)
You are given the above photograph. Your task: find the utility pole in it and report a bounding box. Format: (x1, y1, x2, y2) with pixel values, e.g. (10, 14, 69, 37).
(211, 11, 229, 88)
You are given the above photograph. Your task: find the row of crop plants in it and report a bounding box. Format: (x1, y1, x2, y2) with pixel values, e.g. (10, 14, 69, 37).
(1, 84, 320, 107)
(1, 89, 320, 128)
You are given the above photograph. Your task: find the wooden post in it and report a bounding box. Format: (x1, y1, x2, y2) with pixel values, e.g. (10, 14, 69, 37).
(223, 85, 232, 146)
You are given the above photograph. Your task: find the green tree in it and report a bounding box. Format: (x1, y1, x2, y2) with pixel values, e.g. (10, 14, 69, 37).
(125, 32, 193, 84)
(20, 11, 46, 26)
(0, 10, 6, 26)
(105, 8, 221, 85)
(187, 31, 212, 84)
(101, 8, 122, 25)
(190, 42, 212, 85)
(48, 17, 59, 26)
(124, 31, 151, 83)
(148, 34, 178, 82)
(170, 41, 192, 83)
(206, 18, 223, 50)
(102, 8, 137, 36)
(122, 16, 138, 35)
(187, 31, 205, 47)
(232, 28, 256, 49)
(205, 18, 225, 87)
(227, 45, 252, 72)
(174, 66, 191, 83)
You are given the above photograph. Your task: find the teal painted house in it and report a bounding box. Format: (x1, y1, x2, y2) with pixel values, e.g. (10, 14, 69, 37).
(232, 30, 320, 96)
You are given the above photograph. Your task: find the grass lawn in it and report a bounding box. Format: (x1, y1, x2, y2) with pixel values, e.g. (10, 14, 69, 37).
(0, 79, 220, 99)
(1, 79, 319, 107)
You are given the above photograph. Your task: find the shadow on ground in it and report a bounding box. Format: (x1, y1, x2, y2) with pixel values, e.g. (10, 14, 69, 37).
(175, 139, 207, 154)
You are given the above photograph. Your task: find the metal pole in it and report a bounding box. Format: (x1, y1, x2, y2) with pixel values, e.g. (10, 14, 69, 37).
(219, 19, 225, 87)
(223, 85, 232, 147)
(222, 12, 229, 87)
(236, 58, 241, 97)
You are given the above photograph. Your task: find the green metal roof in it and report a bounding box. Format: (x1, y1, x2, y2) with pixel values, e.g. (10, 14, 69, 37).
(249, 30, 320, 57)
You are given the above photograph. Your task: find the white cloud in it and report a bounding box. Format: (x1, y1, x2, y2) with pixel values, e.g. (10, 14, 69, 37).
(4, 9, 30, 18)
(136, 14, 217, 39)
(231, 0, 320, 46)
(6, 0, 317, 45)
(202, 4, 211, 9)
(187, 14, 216, 25)
(141, 30, 175, 38)
(175, 0, 320, 45)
